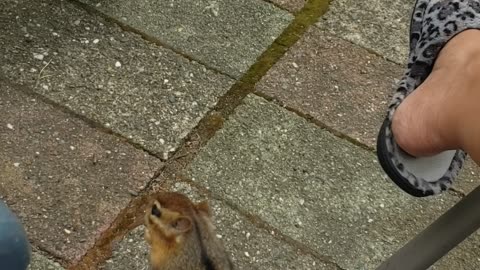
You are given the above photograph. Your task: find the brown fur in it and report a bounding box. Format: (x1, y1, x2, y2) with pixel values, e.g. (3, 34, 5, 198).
(144, 192, 233, 270)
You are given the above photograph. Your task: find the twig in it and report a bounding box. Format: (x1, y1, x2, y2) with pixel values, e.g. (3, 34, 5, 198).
(34, 59, 53, 89)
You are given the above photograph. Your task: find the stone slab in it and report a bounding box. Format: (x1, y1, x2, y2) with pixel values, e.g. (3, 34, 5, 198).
(257, 27, 402, 147)
(29, 252, 65, 270)
(100, 226, 149, 270)
(101, 182, 333, 269)
(268, 0, 306, 13)
(316, 0, 415, 64)
(0, 83, 162, 262)
(256, 26, 480, 194)
(0, 0, 234, 158)
(80, 0, 293, 78)
(186, 94, 480, 269)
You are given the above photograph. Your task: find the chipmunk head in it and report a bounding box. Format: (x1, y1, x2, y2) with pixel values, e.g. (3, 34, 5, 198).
(144, 192, 211, 245)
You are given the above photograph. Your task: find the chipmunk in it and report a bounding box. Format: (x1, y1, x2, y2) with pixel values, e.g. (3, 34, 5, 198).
(144, 192, 234, 270)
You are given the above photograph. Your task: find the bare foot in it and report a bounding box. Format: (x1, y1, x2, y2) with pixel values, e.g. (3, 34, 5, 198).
(392, 30, 480, 159)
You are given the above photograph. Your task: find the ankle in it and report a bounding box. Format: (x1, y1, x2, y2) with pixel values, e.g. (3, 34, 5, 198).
(435, 30, 480, 72)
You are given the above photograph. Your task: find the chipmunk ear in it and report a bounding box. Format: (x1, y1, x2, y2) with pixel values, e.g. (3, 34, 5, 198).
(150, 201, 162, 218)
(195, 201, 212, 217)
(172, 216, 192, 234)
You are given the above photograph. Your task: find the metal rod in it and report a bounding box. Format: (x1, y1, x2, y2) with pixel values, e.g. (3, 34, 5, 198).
(376, 185, 480, 270)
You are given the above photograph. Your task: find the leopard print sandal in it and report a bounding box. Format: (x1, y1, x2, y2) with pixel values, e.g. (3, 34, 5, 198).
(377, 0, 480, 197)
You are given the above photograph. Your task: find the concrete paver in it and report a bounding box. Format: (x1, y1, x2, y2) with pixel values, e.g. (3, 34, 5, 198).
(80, 0, 293, 78)
(102, 182, 334, 270)
(257, 26, 402, 147)
(186, 94, 480, 269)
(1, 0, 234, 157)
(316, 0, 415, 64)
(100, 226, 149, 270)
(29, 252, 65, 270)
(256, 25, 480, 194)
(0, 83, 162, 262)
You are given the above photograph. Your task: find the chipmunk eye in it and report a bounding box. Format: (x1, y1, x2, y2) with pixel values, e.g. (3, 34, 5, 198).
(151, 204, 161, 218)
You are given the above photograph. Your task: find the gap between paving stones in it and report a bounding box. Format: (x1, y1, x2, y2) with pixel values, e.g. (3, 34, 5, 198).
(68, 0, 330, 86)
(0, 74, 165, 170)
(255, 92, 375, 153)
(70, 194, 154, 270)
(0, 77, 164, 268)
(254, 92, 468, 199)
(31, 246, 65, 269)
(57, 0, 330, 161)
(0, 77, 166, 269)
(172, 176, 346, 270)
(70, 0, 332, 268)
(0, 74, 169, 204)
(30, 249, 66, 270)
(66, 0, 235, 82)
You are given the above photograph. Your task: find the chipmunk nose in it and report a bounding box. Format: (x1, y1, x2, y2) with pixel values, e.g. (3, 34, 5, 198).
(151, 204, 161, 218)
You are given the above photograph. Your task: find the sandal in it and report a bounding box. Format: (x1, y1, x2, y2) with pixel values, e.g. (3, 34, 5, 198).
(376, 0, 480, 197)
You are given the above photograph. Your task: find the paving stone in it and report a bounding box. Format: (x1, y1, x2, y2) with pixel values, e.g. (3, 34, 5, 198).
(186, 94, 480, 269)
(29, 252, 65, 270)
(80, 0, 293, 78)
(257, 27, 402, 148)
(101, 182, 333, 270)
(0, 0, 234, 157)
(256, 26, 480, 194)
(100, 226, 149, 270)
(0, 83, 162, 262)
(268, 0, 306, 12)
(316, 0, 415, 64)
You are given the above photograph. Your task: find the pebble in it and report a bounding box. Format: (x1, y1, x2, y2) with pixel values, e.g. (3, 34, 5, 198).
(13, 163, 20, 167)
(6, 123, 14, 130)
(115, 61, 122, 67)
(33, 53, 44, 60)
(128, 190, 139, 197)
(204, 2, 219, 17)
(64, 229, 72, 234)
(93, 39, 100, 44)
